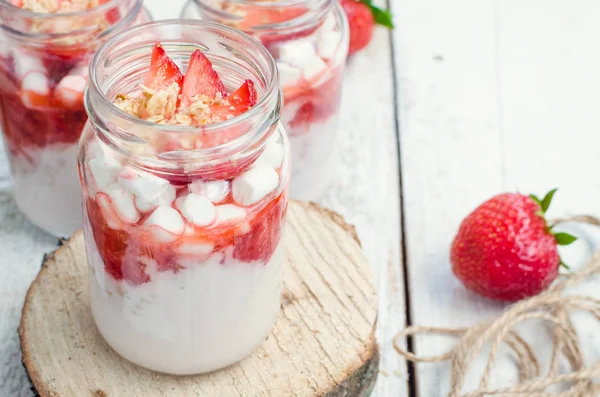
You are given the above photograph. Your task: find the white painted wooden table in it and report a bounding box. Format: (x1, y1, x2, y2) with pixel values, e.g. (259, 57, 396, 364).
(3, 1, 600, 396)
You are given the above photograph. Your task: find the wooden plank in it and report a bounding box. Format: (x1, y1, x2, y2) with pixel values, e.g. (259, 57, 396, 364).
(0, 178, 58, 397)
(393, 0, 600, 395)
(391, 0, 508, 395)
(21, 203, 379, 397)
(0, 1, 408, 396)
(320, 2, 408, 394)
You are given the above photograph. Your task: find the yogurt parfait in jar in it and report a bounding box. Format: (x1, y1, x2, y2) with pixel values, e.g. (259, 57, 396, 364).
(0, 0, 150, 236)
(182, 0, 349, 200)
(78, 20, 289, 375)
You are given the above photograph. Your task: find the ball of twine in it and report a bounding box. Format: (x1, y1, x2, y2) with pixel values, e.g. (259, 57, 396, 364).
(393, 215, 600, 397)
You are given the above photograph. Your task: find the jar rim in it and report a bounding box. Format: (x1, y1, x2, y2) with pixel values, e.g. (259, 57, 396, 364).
(0, 0, 145, 40)
(86, 19, 281, 160)
(190, 0, 333, 33)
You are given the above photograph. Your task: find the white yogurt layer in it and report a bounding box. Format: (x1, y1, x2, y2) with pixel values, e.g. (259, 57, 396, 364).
(87, 236, 285, 375)
(12, 143, 82, 237)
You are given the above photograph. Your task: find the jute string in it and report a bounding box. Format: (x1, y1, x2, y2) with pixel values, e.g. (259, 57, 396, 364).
(393, 215, 600, 397)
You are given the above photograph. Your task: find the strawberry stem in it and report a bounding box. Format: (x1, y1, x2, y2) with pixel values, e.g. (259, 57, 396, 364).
(559, 261, 571, 271)
(554, 232, 577, 246)
(540, 188, 558, 213)
(531, 188, 577, 271)
(358, 0, 394, 28)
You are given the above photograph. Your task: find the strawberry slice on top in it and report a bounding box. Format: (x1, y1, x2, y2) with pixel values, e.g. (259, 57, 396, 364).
(209, 79, 258, 121)
(180, 49, 227, 107)
(144, 43, 184, 91)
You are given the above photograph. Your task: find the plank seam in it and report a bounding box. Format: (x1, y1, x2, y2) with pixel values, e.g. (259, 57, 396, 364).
(387, 6, 418, 397)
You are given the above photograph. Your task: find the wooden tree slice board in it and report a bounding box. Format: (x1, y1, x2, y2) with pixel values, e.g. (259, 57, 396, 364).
(19, 200, 379, 397)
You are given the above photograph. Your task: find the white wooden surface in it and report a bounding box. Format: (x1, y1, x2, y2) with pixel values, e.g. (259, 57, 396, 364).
(0, 0, 407, 396)
(4, 0, 600, 396)
(392, 0, 600, 395)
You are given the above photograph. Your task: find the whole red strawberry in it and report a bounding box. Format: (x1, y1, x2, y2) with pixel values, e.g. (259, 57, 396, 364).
(340, 0, 393, 56)
(450, 189, 576, 302)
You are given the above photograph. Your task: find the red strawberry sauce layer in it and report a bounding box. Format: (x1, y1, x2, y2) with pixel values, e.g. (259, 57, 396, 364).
(86, 191, 287, 285)
(284, 68, 344, 131)
(0, 52, 87, 163)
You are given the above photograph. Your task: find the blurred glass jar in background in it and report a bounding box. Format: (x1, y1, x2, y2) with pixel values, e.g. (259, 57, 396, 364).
(0, 0, 151, 237)
(182, 0, 349, 201)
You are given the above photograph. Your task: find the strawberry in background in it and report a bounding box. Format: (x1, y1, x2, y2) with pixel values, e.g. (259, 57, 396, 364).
(450, 189, 577, 302)
(340, 0, 394, 56)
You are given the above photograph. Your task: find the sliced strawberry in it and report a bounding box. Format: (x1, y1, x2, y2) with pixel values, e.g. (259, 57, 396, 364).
(85, 196, 129, 281)
(287, 69, 343, 129)
(208, 79, 258, 122)
(238, 6, 316, 46)
(180, 49, 227, 107)
(144, 43, 184, 91)
(239, 6, 307, 29)
(289, 101, 315, 129)
(97, 0, 120, 23)
(233, 191, 287, 262)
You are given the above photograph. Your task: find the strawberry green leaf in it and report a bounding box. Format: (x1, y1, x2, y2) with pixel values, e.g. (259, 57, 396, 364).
(529, 194, 542, 207)
(554, 232, 577, 246)
(368, 4, 394, 28)
(358, 0, 394, 28)
(559, 260, 571, 270)
(540, 188, 558, 213)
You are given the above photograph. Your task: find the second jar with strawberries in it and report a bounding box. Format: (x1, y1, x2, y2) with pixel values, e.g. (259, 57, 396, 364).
(0, 0, 150, 237)
(182, 0, 349, 200)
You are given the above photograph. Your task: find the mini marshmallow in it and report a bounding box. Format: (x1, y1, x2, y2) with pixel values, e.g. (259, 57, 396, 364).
(89, 156, 121, 192)
(96, 192, 122, 230)
(20, 72, 50, 108)
(145, 205, 185, 235)
(102, 183, 140, 224)
(279, 40, 316, 67)
(21, 72, 49, 94)
(118, 166, 169, 202)
(232, 166, 279, 206)
(301, 55, 328, 81)
(55, 74, 87, 108)
(254, 136, 284, 169)
(179, 193, 216, 227)
(279, 40, 327, 81)
(317, 31, 342, 60)
(13, 50, 44, 79)
(277, 62, 303, 88)
(190, 180, 231, 203)
(213, 204, 247, 226)
(135, 184, 176, 213)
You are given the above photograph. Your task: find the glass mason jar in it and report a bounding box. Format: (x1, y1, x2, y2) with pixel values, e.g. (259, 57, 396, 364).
(182, 0, 349, 200)
(78, 20, 290, 375)
(0, 0, 150, 237)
